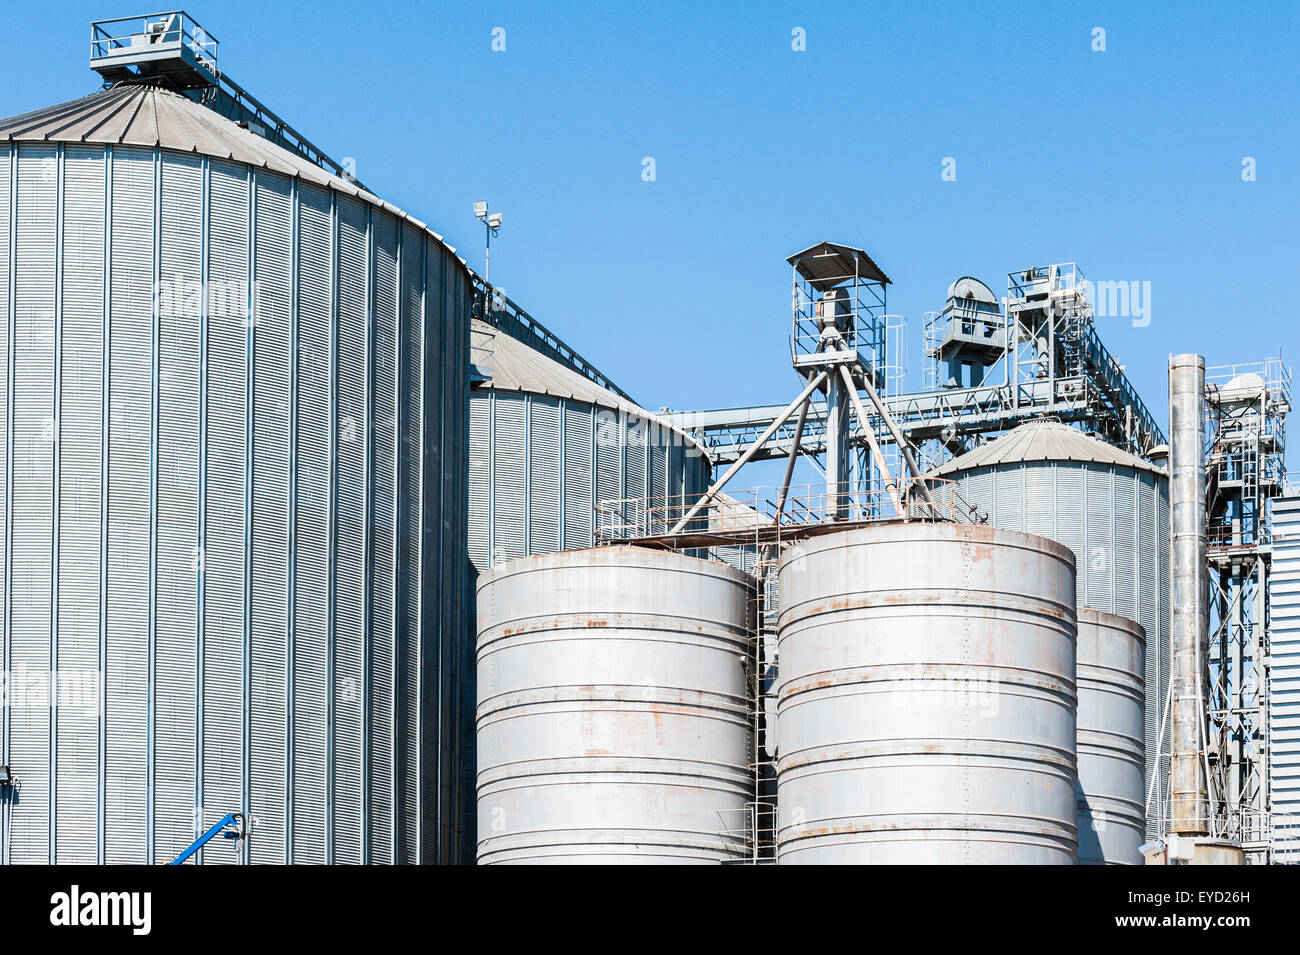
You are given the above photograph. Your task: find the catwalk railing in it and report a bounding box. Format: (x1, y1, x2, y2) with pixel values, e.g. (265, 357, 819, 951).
(595, 478, 984, 548)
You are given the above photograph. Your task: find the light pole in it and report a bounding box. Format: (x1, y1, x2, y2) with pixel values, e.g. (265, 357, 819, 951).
(473, 200, 503, 284)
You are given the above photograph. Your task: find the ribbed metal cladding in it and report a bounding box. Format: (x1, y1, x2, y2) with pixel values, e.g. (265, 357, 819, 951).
(1266, 496, 1300, 863)
(1075, 607, 1146, 865)
(776, 523, 1078, 865)
(465, 383, 712, 860)
(939, 459, 1167, 837)
(468, 389, 710, 568)
(475, 546, 755, 864)
(0, 139, 470, 864)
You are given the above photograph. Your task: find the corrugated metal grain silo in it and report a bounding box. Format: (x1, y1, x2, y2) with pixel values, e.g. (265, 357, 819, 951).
(0, 81, 470, 864)
(468, 318, 712, 567)
(928, 419, 1167, 836)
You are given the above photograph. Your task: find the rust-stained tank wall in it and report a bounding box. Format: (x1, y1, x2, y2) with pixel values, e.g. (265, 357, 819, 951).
(1075, 608, 1146, 865)
(475, 546, 756, 864)
(935, 438, 1168, 840)
(775, 522, 1078, 864)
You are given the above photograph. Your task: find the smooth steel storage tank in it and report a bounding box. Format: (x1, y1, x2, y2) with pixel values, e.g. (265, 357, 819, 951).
(929, 418, 1168, 837)
(0, 82, 470, 864)
(1075, 608, 1146, 865)
(476, 546, 754, 864)
(776, 522, 1078, 864)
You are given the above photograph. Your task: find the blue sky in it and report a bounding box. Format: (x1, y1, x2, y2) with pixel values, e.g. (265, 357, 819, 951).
(4, 2, 1298, 478)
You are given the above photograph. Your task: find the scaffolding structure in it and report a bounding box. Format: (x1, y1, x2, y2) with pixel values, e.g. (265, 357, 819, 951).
(590, 244, 1300, 862)
(1007, 264, 1093, 390)
(596, 481, 979, 549)
(1203, 358, 1292, 858)
(647, 254, 1180, 854)
(664, 261, 1164, 472)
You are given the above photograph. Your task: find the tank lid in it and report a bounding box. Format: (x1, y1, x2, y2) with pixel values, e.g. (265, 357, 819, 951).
(2, 83, 362, 191)
(1077, 605, 1147, 642)
(927, 418, 1165, 477)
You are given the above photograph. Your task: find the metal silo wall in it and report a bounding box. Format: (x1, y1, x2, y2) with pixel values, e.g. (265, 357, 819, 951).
(467, 391, 710, 573)
(0, 142, 470, 864)
(946, 460, 1169, 837)
(441, 259, 471, 866)
(776, 523, 1079, 864)
(465, 388, 712, 860)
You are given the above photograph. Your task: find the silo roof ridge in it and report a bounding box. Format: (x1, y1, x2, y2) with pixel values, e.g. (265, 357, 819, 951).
(928, 418, 1164, 477)
(472, 317, 705, 456)
(0, 83, 465, 267)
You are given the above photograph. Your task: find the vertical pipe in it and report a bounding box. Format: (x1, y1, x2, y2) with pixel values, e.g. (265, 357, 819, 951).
(825, 371, 848, 520)
(324, 190, 338, 866)
(241, 167, 255, 864)
(1169, 353, 1209, 836)
(147, 146, 161, 864)
(97, 145, 112, 865)
(194, 154, 207, 862)
(1256, 556, 1267, 821)
(837, 365, 901, 515)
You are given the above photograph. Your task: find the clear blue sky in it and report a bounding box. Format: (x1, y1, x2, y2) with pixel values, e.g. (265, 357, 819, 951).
(4, 2, 1298, 478)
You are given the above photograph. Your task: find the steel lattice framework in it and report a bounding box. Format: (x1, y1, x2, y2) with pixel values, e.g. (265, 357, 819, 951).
(663, 263, 1165, 481)
(1203, 359, 1291, 856)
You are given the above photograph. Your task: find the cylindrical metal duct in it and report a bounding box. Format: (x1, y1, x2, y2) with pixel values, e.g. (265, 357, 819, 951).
(1075, 608, 1146, 865)
(1169, 353, 1209, 836)
(475, 546, 756, 864)
(775, 523, 1078, 864)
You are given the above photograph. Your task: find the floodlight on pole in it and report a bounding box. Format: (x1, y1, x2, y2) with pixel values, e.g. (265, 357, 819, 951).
(474, 200, 503, 283)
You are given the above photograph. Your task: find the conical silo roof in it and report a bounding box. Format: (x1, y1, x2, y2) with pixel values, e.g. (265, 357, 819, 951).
(2, 82, 362, 187)
(928, 418, 1164, 477)
(0, 80, 465, 262)
(471, 318, 707, 455)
